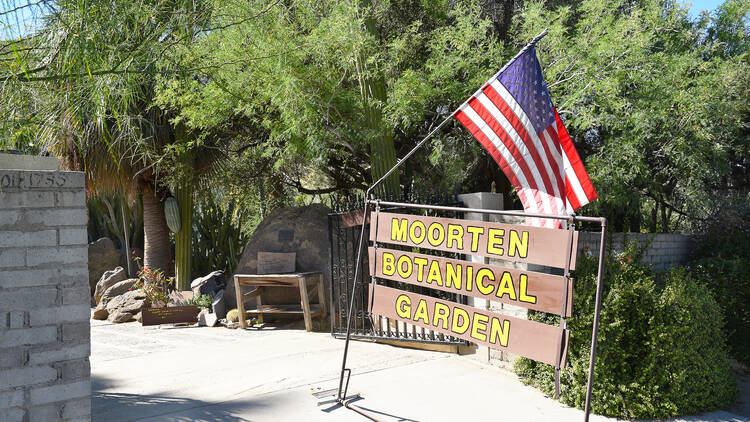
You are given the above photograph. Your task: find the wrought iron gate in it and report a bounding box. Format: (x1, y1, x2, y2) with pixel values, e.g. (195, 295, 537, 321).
(328, 191, 469, 345)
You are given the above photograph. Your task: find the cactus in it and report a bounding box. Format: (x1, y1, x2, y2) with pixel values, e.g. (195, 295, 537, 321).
(164, 196, 181, 233)
(226, 308, 239, 322)
(174, 185, 193, 290)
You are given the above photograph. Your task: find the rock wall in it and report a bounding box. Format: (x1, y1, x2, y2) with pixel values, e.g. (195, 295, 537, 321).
(0, 161, 91, 422)
(228, 204, 331, 312)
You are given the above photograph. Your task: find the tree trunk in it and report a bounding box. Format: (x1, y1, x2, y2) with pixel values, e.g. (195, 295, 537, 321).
(142, 187, 172, 275)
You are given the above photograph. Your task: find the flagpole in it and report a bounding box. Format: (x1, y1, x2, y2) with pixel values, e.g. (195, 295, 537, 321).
(335, 27, 550, 405)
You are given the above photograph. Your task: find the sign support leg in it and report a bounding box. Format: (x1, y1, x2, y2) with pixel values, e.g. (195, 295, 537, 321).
(583, 218, 607, 422)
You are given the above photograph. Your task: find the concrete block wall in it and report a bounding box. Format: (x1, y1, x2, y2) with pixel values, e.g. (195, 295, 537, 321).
(0, 167, 91, 422)
(578, 232, 693, 271)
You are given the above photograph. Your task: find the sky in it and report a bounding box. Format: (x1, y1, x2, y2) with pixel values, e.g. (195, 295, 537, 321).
(688, 0, 727, 17)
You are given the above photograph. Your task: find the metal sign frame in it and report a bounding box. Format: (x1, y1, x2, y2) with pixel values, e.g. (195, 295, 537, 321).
(334, 29, 607, 422)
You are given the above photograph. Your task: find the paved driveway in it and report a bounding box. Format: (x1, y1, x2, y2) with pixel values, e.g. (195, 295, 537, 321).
(90, 318, 747, 422)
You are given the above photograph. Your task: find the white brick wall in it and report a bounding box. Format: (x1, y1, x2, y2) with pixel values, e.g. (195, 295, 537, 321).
(0, 168, 91, 422)
(578, 232, 693, 271)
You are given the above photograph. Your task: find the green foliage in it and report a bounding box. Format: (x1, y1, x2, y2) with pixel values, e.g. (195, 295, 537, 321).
(132, 266, 173, 308)
(192, 192, 250, 277)
(185, 294, 213, 311)
(515, 245, 737, 419)
(88, 193, 143, 246)
(646, 268, 738, 417)
(690, 205, 750, 365)
(155, 0, 506, 194)
(517, 0, 750, 232)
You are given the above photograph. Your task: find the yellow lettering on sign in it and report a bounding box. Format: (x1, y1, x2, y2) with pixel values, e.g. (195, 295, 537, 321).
(413, 299, 429, 324)
(467, 226, 484, 252)
(413, 257, 428, 282)
(397, 255, 413, 279)
(487, 228, 505, 255)
(476, 268, 495, 295)
(471, 313, 489, 342)
(509, 230, 529, 258)
(391, 218, 408, 242)
(451, 307, 470, 335)
(446, 224, 464, 249)
(519, 274, 537, 304)
(489, 318, 510, 347)
(465, 266, 474, 292)
(433, 302, 450, 330)
(382, 252, 396, 276)
(446, 262, 462, 290)
(427, 222, 445, 247)
(409, 221, 426, 244)
(396, 294, 411, 318)
(426, 260, 443, 286)
(496, 272, 517, 300)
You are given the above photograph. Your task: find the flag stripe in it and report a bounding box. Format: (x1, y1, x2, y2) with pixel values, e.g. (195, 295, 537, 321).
(487, 81, 567, 215)
(478, 87, 562, 215)
(485, 83, 566, 198)
(565, 175, 582, 211)
(468, 96, 557, 217)
(459, 104, 539, 209)
(454, 109, 542, 227)
(555, 110, 598, 204)
(452, 47, 597, 226)
(540, 127, 566, 198)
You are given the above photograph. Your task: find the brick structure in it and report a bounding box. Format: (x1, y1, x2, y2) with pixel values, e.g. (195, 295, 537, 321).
(0, 159, 91, 422)
(578, 232, 693, 271)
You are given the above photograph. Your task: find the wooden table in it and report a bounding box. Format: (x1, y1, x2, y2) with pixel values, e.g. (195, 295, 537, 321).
(233, 272, 326, 331)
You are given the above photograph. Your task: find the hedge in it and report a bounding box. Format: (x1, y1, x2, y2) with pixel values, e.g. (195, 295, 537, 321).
(514, 246, 738, 419)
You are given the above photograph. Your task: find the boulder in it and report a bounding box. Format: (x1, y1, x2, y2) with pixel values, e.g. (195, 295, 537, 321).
(212, 289, 226, 319)
(227, 204, 331, 310)
(93, 267, 127, 304)
(88, 237, 122, 293)
(108, 310, 134, 323)
(191, 271, 226, 297)
(98, 279, 137, 308)
(105, 289, 147, 316)
(92, 307, 109, 320)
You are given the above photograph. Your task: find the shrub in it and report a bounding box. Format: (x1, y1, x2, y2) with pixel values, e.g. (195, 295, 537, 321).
(185, 294, 213, 311)
(515, 246, 737, 419)
(690, 209, 750, 365)
(689, 257, 750, 365)
(645, 269, 737, 417)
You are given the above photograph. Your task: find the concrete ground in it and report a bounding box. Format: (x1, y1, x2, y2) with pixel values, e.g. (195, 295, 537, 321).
(91, 318, 749, 422)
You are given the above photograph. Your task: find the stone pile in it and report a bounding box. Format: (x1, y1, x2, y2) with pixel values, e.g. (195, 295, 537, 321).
(91, 266, 147, 323)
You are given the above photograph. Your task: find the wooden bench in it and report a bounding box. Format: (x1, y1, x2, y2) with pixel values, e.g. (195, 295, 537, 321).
(233, 272, 325, 331)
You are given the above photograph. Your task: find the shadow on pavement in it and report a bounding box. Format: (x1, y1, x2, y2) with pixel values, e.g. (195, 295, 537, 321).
(321, 396, 423, 422)
(93, 375, 263, 422)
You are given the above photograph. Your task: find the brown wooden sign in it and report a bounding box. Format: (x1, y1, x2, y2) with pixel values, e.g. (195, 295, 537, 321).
(370, 284, 569, 367)
(141, 306, 201, 326)
(370, 212, 578, 269)
(368, 247, 573, 317)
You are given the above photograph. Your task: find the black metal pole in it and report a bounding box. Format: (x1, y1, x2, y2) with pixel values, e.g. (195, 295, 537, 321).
(334, 26, 550, 405)
(584, 218, 607, 421)
(335, 116, 454, 402)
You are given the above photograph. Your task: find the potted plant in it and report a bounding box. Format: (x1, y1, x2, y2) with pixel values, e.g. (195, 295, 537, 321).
(135, 266, 201, 326)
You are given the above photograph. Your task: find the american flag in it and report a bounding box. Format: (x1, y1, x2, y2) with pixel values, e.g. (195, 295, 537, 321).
(453, 47, 597, 228)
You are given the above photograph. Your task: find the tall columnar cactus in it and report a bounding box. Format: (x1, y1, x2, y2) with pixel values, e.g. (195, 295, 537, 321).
(174, 183, 193, 291)
(355, 4, 400, 197)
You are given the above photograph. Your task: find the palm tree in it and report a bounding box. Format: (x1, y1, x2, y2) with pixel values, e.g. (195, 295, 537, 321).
(1, 0, 218, 278)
